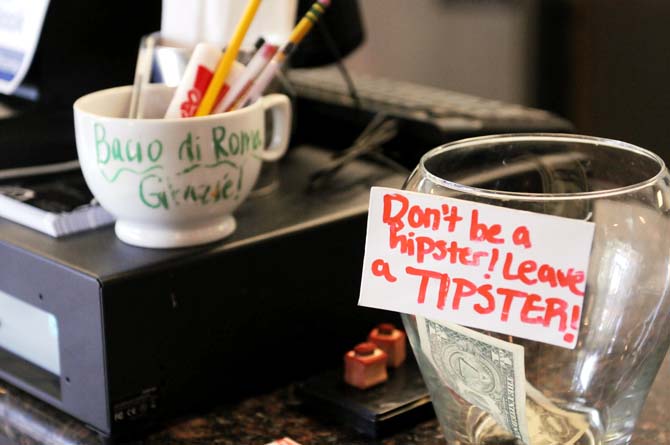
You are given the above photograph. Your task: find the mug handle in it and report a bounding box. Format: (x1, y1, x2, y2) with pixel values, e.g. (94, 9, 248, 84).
(260, 94, 291, 162)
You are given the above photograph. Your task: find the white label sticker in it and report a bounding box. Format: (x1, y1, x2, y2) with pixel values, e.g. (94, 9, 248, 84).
(0, 0, 50, 94)
(359, 187, 595, 349)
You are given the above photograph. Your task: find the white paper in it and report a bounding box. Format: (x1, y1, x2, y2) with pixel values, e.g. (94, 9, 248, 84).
(0, 0, 50, 94)
(160, 0, 203, 48)
(359, 187, 595, 349)
(161, 0, 297, 49)
(202, 0, 297, 48)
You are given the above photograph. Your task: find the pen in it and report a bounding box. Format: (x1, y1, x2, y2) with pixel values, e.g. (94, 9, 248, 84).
(213, 42, 278, 114)
(234, 43, 295, 110)
(234, 0, 330, 109)
(249, 37, 266, 59)
(195, 0, 263, 116)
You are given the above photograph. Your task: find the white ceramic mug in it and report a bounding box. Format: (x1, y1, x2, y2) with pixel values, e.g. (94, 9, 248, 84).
(73, 84, 291, 248)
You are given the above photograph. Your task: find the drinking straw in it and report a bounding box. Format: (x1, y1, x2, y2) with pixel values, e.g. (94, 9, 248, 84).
(128, 34, 156, 119)
(195, 0, 263, 116)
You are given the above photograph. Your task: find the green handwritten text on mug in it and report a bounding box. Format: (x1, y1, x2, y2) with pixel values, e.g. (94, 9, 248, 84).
(94, 122, 262, 168)
(92, 122, 259, 209)
(178, 126, 262, 163)
(95, 123, 164, 165)
(138, 169, 243, 210)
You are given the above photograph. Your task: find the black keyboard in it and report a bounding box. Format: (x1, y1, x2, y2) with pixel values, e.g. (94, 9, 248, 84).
(288, 66, 572, 134)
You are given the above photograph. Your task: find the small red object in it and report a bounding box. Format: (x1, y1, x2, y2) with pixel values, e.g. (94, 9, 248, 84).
(368, 323, 407, 368)
(344, 342, 388, 389)
(354, 342, 376, 356)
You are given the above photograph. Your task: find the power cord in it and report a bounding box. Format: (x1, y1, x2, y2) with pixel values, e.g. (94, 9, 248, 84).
(303, 20, 407, 189)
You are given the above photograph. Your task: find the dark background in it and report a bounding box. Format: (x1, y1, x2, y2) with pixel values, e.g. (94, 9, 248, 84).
(344, 0, 670, 163)
(4, 0, 670, 165)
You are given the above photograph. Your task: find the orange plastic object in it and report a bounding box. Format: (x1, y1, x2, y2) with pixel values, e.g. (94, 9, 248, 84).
(368, 323, 407, 368)
(343, 342, 388, 389)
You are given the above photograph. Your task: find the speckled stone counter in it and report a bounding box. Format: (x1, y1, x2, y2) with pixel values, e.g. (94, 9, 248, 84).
(0, 352, 668, 445)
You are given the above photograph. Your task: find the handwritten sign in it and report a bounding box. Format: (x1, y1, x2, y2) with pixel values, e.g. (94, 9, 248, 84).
(359, 187, 595, 349)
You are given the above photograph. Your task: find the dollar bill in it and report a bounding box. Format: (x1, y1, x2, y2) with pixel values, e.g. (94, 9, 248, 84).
(416, 316, 530, 444)
(526, 383, 590, 445)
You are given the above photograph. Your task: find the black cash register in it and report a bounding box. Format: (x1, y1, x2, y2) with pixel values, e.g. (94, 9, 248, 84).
(0, 145, 405, 437)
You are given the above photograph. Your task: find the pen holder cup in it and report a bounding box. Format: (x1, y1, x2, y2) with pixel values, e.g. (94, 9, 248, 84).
(398, 134, 670, 445)
(148, 33, 283, 196)
(73, 84, 292, 248)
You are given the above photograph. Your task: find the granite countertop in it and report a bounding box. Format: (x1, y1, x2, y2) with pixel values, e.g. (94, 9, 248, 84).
(0, 352, 667, 445)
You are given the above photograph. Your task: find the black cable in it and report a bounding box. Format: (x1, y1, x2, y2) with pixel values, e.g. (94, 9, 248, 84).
(315, 19, 362, 109)
(303, 16, 408, 190)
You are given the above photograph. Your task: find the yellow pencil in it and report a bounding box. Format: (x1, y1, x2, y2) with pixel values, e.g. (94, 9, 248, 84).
(195, 0, 263, 116)
(288, 0, 330, 46)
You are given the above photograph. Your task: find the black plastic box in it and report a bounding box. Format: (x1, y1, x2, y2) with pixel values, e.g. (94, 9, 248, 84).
(0, 146, 403, 437)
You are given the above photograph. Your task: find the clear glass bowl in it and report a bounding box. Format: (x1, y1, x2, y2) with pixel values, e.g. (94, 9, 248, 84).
(401, 134, 670, 444)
